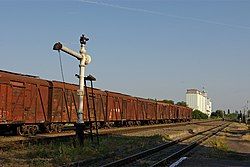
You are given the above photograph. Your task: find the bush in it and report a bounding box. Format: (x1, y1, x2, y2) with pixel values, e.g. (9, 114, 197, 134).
(225, 113, 238, 120)
(210, 112, 220, 119)
(211, 110, 230, 119)
(192, 109, 208, 119)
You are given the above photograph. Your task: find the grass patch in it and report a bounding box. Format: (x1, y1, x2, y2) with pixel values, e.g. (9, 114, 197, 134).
(0, 134, 165, 166)
(161, 134, 172, 141)
(209, 137, 229, 152)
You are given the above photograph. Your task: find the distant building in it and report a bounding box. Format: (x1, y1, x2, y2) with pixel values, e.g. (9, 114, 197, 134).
(186, 89, 212, 116)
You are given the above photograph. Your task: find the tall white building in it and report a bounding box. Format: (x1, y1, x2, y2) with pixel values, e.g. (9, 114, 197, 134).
(186, 89, 212, 116)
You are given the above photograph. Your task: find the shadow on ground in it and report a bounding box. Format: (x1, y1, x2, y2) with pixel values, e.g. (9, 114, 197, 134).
(0, 123, 249, 167)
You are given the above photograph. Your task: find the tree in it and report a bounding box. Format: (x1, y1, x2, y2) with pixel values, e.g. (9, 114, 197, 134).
(161, 99, 174, 104)
(216, 110, 224, 118)
(210, 112, 218, 118)
(211, 110, 224, 118)
(176, 101, 187, 107)
(192, 109, 208, 119)
(227, 109, 230, 115)
(225, 113, 238, 120)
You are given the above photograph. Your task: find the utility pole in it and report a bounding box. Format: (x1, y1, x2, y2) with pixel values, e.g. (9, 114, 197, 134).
(53, 35, 91, 145)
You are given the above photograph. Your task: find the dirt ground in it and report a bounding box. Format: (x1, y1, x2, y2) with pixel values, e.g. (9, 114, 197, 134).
(2, 121, 244, 167)
(180, 122, 250, 167)
(0, 121, 222, 167)
(123, 121, 223, 139)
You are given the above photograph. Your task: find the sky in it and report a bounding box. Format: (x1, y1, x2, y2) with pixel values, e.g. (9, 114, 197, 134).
(0, 0, 250, 112)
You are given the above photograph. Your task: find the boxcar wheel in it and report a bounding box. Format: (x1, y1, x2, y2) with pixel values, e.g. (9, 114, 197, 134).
(17, 126, 25, 136)
(45, 125, 53, 133)
(29, 125, 39, 136)
(56, 124, 63, 133)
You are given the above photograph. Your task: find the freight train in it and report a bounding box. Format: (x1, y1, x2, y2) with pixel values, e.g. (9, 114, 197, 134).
(0, 70, 192, 135)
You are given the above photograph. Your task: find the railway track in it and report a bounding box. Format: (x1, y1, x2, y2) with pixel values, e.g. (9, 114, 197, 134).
(99, 122, 230, 167)
(0, 119, 220, 146)
(100, 119, 220, 135)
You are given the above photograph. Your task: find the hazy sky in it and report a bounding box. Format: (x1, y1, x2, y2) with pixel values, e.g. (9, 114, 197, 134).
(1, 0, 250, 112)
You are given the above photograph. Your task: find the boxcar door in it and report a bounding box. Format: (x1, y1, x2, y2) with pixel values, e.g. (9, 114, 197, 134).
(114, 99, 122, 120)
(11, 81, 25, 122)
(24, 83, 37, 123)
(100, 94, 107, 122)
(52, 88, 62, 122)
(122, 100, 127, 120)
(142, 102, 146, 120)
(0, 83, 10, 122)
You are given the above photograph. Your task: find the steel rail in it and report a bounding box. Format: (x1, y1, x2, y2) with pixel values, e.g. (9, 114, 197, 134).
(0, 119, 220, 146)
(100, 122, 227, 167)
(100, 119, 221, 135)
(56, 119, 220, 134)
(150, 123, 230, 167)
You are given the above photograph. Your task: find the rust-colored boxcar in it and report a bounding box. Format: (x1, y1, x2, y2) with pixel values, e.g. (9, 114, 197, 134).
(120, 94, 138, 124)
(136, 97, 157, 124)
(156, 102, 169, 122)
(177, 105, 193, 121)
(51, 81, 107, 126)
(83, 88, 107, 126)
(177, 105, 184, 121)
(0, 70, 50, 124)
(51, 81, 79, 123)
(106, 91, 139, 126)
(0, 70, 51, 134)
(186, 107, 192, 121)
(0, 69, 193, 135)
(105, 91, 127, 125)
(168, 104, 178, 121)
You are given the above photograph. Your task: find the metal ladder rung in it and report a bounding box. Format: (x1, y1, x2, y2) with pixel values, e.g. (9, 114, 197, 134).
(84, 76, 99, 145)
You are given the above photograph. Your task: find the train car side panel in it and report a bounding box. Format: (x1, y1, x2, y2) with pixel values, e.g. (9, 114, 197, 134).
(84, 88, 106, 123)
(0, 70, 50, 125)
(136, 98, 146, 121)
(106, 91, 123, 123)
(51, 81, 78, 123)
(0, 83, 12, 122)
(36, 84, 50, 123)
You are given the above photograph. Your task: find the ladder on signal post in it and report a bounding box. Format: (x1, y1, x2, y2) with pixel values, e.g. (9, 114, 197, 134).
(84, 74, 99, 145)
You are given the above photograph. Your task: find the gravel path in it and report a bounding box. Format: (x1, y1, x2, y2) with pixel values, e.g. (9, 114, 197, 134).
(180, 122, 250, 167)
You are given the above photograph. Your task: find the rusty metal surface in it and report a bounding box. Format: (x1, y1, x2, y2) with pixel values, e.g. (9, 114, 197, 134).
(106, 91, 125, 122)
(51, 81, 78, 123)
(0, 70, 50, 124)
(156, 102, 169, 120)
(136, 97, 157, 121)
(84, 88, 107, 122)
(51, 81, 106, 124)
(0, 69, 193, 129)
(124, 96, 137, 121)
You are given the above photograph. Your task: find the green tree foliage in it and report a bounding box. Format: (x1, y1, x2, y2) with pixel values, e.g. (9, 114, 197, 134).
(192, 110, 208, 119)
(210, 112, 218, 118)
(225, 113, 238, 120)
(161, 99, 174, 104)
(211, 110, 224, 118)
(176, 101, 187, 107)
(211, 109, 239, 120)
